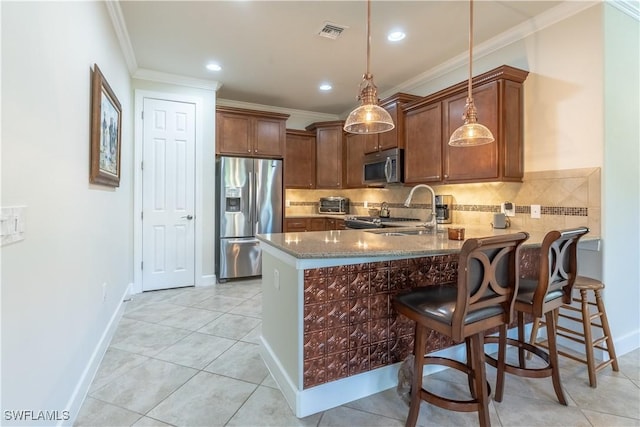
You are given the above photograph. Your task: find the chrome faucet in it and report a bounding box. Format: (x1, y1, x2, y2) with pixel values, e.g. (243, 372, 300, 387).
(404, 184, 438, 230)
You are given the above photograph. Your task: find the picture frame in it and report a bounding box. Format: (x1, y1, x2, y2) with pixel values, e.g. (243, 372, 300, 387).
(90, 64, 122, 187)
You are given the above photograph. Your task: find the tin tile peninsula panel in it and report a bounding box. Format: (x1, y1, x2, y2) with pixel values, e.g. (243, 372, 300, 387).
(302, 256, 458, 388)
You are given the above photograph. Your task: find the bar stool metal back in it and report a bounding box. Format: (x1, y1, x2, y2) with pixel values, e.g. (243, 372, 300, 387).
(486, 227, 589, 405)
(393, 232, 529, 427)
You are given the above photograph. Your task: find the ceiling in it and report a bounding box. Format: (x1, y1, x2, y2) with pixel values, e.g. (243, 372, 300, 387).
(118, 1, 574, 116)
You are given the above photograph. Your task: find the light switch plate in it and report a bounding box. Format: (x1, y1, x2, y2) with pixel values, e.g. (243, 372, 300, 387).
(531, 204, 541, 219)
(1, 206, 27, 246)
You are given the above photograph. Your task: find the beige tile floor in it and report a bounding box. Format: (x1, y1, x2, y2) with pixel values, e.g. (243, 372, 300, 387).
(76, 279, 640, 427)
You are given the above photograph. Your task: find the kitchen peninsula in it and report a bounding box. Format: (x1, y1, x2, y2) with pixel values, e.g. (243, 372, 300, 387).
(257, 226, 599, 417)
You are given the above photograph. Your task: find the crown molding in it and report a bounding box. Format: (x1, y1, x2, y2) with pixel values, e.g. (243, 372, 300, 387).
(609, 0, 640, 20)
(217, 99, 339, 122)
(377, 1, 600, 105)
(133, 69, 222, 91)
(105, 1, 137, 74)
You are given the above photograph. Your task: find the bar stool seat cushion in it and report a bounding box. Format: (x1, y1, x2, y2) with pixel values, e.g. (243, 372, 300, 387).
(395, 287, 504, 327)
(516, 278, 564, 305)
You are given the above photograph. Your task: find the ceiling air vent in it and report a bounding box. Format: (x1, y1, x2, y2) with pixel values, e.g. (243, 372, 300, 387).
(317, 22, 349, 40)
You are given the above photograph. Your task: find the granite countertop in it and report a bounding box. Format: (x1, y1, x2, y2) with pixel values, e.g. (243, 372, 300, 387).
(257, 225, 600, 259)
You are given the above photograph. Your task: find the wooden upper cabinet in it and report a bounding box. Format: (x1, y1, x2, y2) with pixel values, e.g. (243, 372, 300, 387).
(344, 132, 368, 188)
(443, 81, 499, 182)
(404, 102, 443, 184)
(216, 106, 288, 158)
(364, 93, 420, 154)
(403, 65, 528, 184)
(285, 129, 316, 189)
(306, 121, 344, 189)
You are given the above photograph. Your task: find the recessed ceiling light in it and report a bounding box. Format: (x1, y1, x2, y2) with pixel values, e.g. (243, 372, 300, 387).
(206, 63, 222, 72)
(387, 31, 406, 42)
(319, 83, 332, 91)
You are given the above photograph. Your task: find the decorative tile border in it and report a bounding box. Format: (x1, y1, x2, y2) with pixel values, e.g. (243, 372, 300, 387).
(288, 201, 588, 217)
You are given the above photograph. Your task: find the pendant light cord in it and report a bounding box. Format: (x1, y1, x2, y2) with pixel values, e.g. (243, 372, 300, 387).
(467, 0, 473, 100)
(366, 0, 371, 77)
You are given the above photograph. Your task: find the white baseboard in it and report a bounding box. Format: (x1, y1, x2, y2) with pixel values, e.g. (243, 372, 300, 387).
(260, 335, 467, 418)
(197, 274, 217, 287)
(613, 329, 640, 358)
(63, 284, 129, 426)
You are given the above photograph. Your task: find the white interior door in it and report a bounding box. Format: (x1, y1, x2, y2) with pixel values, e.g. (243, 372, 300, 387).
(142, 98, 196, 291)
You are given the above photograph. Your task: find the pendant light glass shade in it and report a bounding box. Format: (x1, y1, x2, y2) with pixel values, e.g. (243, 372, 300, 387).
(448, 98, 495, 146)
(448, 0, 494, 147)
(344, 74, 394, 134)
(344, 0, 395, 134)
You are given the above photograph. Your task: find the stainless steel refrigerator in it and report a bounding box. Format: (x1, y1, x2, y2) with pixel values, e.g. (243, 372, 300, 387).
(215, 156, 283, 281)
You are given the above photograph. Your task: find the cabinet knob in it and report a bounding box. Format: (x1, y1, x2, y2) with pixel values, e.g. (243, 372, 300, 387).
(443, 174, 447, 179)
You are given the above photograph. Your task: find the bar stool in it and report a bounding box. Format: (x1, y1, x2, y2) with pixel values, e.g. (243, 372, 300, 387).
(393, 232, 529, 427)
(528, 275, 619, 387)
(485, 227, 589, 405)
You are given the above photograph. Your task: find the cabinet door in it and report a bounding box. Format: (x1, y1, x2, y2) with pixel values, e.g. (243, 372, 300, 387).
(285, 131, 316, 189)
(316, 127, 343, 188)
(443, 81, 499, 182)
(404, 102, 443, 184)
(308, 218, 326, 231)
(255, 117, 285, 157)
(363, 134, 380, 154)
(344, 133, 367, 188)
(376, 103, 399, 152)
(216, 112, 252, 155)
(284, 218, 308, 232)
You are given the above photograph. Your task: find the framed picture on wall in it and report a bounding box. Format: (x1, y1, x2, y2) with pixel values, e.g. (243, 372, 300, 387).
(90, 64, 122, 187)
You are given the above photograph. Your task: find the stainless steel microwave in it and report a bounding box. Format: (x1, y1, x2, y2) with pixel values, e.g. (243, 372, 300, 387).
(363, 148, 403, 185)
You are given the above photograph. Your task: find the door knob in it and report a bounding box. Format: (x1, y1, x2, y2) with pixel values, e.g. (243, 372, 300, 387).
(182, 215, 194, 220)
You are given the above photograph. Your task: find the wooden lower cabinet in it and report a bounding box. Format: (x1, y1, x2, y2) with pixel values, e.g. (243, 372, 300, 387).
(326, 218, 345, 230)
(284, 217, 345, 232)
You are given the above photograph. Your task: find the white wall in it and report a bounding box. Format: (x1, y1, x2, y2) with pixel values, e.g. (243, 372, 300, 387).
(1, 2, 133, 423)
(401, 4, 605, 173)
(602, 4, 640, 355)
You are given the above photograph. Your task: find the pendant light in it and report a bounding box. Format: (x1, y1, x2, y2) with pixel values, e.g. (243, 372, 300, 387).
(448, 0, 494, 146)
(344, 0, 395, 134)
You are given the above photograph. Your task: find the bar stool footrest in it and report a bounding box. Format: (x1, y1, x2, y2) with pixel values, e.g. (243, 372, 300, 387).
(485, 336, 553, 378)
(420, 356, 491, 413)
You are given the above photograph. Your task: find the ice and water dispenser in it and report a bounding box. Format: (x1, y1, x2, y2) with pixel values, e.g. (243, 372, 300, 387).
(225, 187, 242, 212)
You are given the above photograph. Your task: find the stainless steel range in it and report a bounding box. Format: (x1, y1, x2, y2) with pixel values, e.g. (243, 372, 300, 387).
(344, 216, 420, 229)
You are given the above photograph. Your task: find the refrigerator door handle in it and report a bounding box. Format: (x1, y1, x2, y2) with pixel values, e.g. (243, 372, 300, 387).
(247, 171, 253, 225)
(225, 238, 260, 245)
(254, 171, 260, 228)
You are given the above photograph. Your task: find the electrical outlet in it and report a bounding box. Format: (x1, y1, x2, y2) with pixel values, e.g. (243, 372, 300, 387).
(285, 199, 291, 208)
(501, 202, 516, 217)
(364, 201, 368, 208)
(531, 204, 541, 219)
